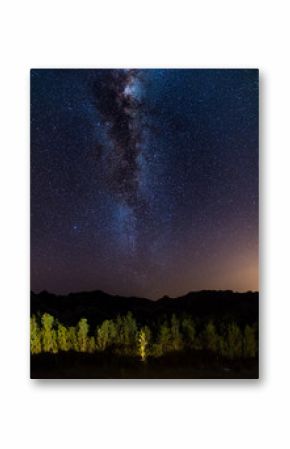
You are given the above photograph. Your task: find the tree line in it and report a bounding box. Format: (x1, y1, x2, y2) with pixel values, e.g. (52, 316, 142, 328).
(31, 312, 258, 361)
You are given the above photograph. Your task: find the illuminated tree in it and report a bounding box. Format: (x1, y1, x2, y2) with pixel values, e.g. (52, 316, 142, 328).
(68, 326, 78, 351)
(243, 325, 257, 358)
(57, 323, 69, 352)
(138, 327, 149, 362)
(30, 315, 41, 354)
(96, 320, 110, 351)
(30, 310, 257, 365)
(77, 318, 89, 352)
(88, 336, 96, 353)
(52, 328, 58, 353)
(41, 313, 55, 352)
(108, 320, 117, 344)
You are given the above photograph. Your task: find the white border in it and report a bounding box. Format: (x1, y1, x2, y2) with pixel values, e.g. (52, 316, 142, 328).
(1, 1, 289, 448)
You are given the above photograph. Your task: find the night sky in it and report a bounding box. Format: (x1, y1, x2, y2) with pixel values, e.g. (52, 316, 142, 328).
(31, 69, 258, 299)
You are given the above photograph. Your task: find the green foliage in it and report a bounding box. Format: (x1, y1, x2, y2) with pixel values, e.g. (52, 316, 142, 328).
(41, 313, 56, 353)
(57, 323, 69, 352)
(88, 336, 96, 353)
(227, 323, 243, 359)
(108, 320, 117, 343)
(30, 315, 42, 354)
(143, 325, 151, 345)
(31, 312, 257, 362)
(113, 313, 138, 355)
(123, 312, 138, 346)
(171, 314, 183, 350)
(115, 315, 123, 344)
(243, 325, 257, 358)
(51, 329, 58, 353)
(151, 343, 163, 357)
(218, 334, 228, 358)
(158, 321, 171, 354)
(68, 326, 79, 351)
(181, 317, 196, 346)
(77, 318, 89, 352)
(204, 321, 218, 353)
(138, 327, 149, 361)
(96, 320, 110, 351)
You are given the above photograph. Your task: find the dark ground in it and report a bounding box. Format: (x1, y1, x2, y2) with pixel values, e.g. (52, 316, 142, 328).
(31, 351, 258, 379)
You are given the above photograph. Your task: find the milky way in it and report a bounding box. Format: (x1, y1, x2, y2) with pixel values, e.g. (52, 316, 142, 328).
(93, 70, 142, 204)
(31, 69, 259, 298)
(92, 69, 147, 253)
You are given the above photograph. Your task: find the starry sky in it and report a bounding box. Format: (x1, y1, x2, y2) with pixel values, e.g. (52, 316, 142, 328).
(31, 69, 258, 299)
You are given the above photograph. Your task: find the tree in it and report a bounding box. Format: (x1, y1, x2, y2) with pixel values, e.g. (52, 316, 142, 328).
(68, 326, 78, 351)
(204, 321, 218, 353)
(243, 325, 257, 358)
(123, 312, 138, 347)
(96, 319, 118, 350)
(108, 320, 117, 345)
(41, 313, 56, 353)
(30, 315, 41, 354)
(227, 323, 243, 359)
(218, 334, 228, 358)
(88, 336, 96, 353)
(138, 327, 149, 362)
(158, 321, 171, 354)
(96, 320, 110, 351)
(171, 314, 183, 350)
(57, 323, 69, 352)
(77, 318, 89, 352)
(113, 313, 138, 355)
(115, 315, 124, 345)
(51, 328, 58, 353)
(181, 316, 195, 347)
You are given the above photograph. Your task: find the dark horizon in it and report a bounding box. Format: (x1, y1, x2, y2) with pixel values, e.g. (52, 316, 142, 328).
(31, 69, 258, 299)
(31, 287, 259, 302)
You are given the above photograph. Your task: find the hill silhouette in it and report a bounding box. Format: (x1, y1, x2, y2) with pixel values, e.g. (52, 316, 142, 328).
(31, 289, 258, 327)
